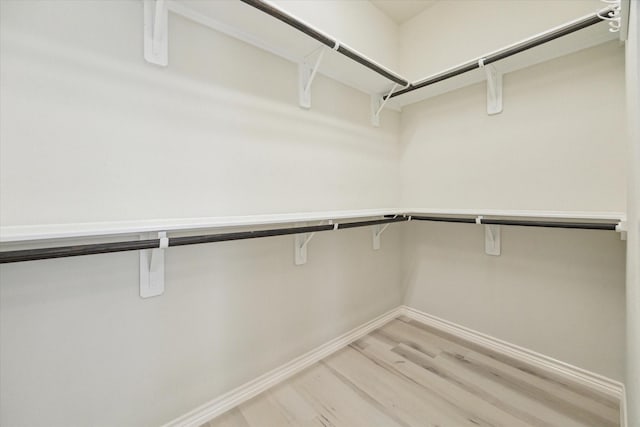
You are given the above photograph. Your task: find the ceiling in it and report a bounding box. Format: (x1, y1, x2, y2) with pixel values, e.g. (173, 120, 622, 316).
(370, 0, 438, 25)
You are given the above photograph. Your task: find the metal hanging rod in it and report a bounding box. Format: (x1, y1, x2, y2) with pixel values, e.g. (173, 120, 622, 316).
(387, 11, 608, 100)
(410, 215, 619, 230)
(237, 0, 409, 87)
(0, 216, 409, 264)
(234, 0, 611, 101)
(0, 213, 622, 264)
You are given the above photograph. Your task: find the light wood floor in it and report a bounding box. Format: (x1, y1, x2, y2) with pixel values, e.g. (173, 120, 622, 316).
(204, 316, 620, 427)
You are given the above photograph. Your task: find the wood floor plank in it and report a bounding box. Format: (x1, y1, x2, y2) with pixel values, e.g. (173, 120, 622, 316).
(431, 351, 594, 427)
(353, 334, 533, 427)
(324, 345, 497, 427)
(291, 363, 407, 427)
(203, 317, 620, 427)
(237, 384, 323, 427)
(204, 408, 250, 427)
(268, 384, 324, 425)
(391, 342, 554, 426)
(402, 318, 620, 409)
(458, 350, 620, 426)
(376, 320, 445, 358)
(383, 319, 482, 360)
(389, 318, 618, 425)
(234, 392, 296, 426)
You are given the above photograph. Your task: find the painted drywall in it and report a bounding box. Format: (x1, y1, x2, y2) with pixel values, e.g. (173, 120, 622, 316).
(625, 0, 640, 424)
(399, 42, 627, 380)
(0, 0, 401, 226)
(0, 1, 403, 426)
(402, 221, 626, 380)
(400, 41, 627, 213)
(1, 226, 403, 427)
(399, 0, 603, 80)
(0, 0, 631, 425)
(271, 0, 399, 73)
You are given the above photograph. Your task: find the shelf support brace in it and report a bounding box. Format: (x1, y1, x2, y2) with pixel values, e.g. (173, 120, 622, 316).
(372, 219, 394, 250)
(484, 224, 501, 256)
(371, 83, 398, 127)
(143, 0, 168, 66)
(140, 232, 169, 298)
(299, 48, 326, 109)
(616, 220, 628, 240)
(476, 216, 500, 256)
(294, 220, 337, 264)
(479, 58, 502, 115)
(294, 232, 315, 265)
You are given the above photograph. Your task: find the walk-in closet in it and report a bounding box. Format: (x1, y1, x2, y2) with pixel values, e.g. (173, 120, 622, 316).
(1, 0, 638, 426)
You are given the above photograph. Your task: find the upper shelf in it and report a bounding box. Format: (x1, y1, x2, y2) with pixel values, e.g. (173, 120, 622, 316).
(0, 209, 398, 243)
(167, 0, 405, 102)
(389, 13, 619, 107)
(163, 0, 622, 111)
(0, 208, 625, 244)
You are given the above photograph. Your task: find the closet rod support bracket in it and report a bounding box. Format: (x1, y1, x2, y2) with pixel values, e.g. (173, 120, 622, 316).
(295, 232, 315, 265)
(140, 231, 168, 298)
(299, 47, 326, 109)
(616, 220, 627, 240)
(294, 220, 328, 265)
(479, 58, 502, 115)
(484, 224, 501, 256)
(371, 83, 399, 127)
(143, 0, 169, 66)
(477, 216, 500, 255)
(372, 217, 395, 250)
(372, 224, 388, 250)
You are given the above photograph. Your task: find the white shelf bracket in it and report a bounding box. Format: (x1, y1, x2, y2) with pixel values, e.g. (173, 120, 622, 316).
(371, 83, 399, 127)
(479, 58, 502, 115)
(484, 224, 501, 256)
(372, 222, 392, 250)
(294, 220, 337, 264)
(143, 0, 168, 66)
(298, 48, 326, 109)
(294, 232, 316, 265)
(616, 220, 627, 240)
(140, 231, 168, 298)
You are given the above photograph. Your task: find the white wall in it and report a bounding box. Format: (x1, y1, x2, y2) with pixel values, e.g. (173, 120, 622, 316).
(399, 0, 602, 80)
(0, 0, 401, 226)
(399, 42, 627, 380)
(271, 0, 399, 72)
(0, 1, 403, 426)
(0, 0, 631, 425)
(400, 41, 627, 213)
(402, 221, 626, 380)
(625, 0, 640, 424)
(1, 226, 403, 427)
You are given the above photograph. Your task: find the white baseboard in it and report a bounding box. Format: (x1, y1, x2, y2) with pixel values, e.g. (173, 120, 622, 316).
(166, 304, 626, 427)
(399, 305, 624, 399)
(620, 384, 628, 427)
(164, 306, 403, 427)
(400, 305, 626, 426)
